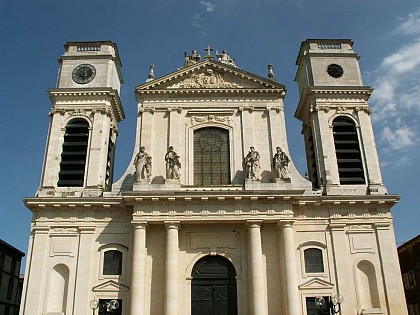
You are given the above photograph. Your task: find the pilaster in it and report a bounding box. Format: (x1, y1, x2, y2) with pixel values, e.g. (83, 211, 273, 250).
(73, 226, 96, 314)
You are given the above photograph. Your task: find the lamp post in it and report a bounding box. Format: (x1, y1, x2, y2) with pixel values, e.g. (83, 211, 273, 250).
(315, 294, 344, 315)
(89, 299, 99, 315)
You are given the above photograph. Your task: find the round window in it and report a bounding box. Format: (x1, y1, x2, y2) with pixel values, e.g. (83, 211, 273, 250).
(327, 64, 344, 78)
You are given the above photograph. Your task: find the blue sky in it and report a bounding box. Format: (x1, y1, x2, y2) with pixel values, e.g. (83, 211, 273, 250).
(1, 0, 419, 264)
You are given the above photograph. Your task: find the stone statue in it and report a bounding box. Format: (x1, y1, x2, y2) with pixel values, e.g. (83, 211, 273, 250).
(165, 146, 181, 179)
(244, 146, 261, 180)
(184, 50, 201, 66)
(134, 146, 152, 181)
(273, 146, 290, 180)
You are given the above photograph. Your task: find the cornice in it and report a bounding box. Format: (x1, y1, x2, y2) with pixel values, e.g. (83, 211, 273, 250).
(295, 86, 373, 121)
(24, 193, 399, 210)
(48, 88, 125, 122)
(24, 197, 125, 211)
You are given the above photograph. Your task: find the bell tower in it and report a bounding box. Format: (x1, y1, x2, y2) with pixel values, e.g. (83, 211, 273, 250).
(38, 41, 125, 197)
(295, 39, 386, 195)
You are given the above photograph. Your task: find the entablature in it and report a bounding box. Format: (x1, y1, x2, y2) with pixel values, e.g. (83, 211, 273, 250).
(48, 87, 125, 122)
(295, 86, 373, 121)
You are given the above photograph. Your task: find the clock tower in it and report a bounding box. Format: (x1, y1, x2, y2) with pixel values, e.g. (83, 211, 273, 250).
(295, 39, 386, 195)
(38, 41, 125, 197)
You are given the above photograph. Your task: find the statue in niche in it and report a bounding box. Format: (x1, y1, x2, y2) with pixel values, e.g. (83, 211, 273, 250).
(165, 146, 181, 180)
(134, 146, 152, 182)
(273, 146, 290, 180)
(244, 146, 261, 180)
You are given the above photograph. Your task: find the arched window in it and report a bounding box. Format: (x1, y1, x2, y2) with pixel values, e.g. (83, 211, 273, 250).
(194, 127, 230, 186)
(304, 248, 324, 273)
(58, 119, 89, 187)
(103, 250, 123, 275)
(332, 117, 365, 185)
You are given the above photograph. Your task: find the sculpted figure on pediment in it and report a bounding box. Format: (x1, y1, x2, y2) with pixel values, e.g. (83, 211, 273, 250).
(170, 68, 242, 89)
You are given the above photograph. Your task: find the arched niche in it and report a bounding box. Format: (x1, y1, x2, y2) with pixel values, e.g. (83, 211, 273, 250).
(46, 264, 69, 314)
(356, 260, 380, 311)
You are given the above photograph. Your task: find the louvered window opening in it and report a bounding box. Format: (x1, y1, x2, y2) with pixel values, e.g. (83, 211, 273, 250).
(194, 127, 230, 186)
(58, 120, 89, 187)
(333, 117, 365, 185)
(306, 132, 319, 188)
(105, 131, 115, 191)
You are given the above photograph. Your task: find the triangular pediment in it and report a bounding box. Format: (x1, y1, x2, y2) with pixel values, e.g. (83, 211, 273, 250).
(92, 280, 129, 292)
(135, 60, 285, 92)
(299, 278, 334, 290)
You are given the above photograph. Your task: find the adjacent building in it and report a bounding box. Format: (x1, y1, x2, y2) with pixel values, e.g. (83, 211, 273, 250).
(20, 39, 408, 315)
(398, 235, 420, 315)
(0, 239, 25, 315)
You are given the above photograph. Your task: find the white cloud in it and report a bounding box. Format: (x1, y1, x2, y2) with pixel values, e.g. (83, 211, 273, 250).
(192, 13, 202, 28)
(382, 40, 420, 74)
(370, 11, 420, 154)
(395, 10, 420, 36)
(201, 1, 217, 12)
(380, 126, 415, 150)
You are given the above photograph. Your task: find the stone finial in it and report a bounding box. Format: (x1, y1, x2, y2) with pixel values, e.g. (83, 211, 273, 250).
(146, 64, 155, 82)
(268, 64, 276, 81)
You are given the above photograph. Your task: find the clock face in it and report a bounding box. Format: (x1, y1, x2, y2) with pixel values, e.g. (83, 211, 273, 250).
(327, 64, 344, 78)
(72, 64, 96, 84)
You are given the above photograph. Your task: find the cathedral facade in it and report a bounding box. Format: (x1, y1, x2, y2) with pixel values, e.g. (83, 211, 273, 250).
(20, 40, 407, 315)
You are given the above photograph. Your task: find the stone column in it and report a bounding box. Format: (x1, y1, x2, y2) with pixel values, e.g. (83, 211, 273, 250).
(278, 221, 301, 315)
(164, 221, 180, 315)
(130, 222, 148, 314)
(247, 220, 268, 315)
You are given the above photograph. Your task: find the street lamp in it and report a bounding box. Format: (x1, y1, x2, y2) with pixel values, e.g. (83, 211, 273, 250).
(315, 294, 344, 315)
(89, 299, 119, 314)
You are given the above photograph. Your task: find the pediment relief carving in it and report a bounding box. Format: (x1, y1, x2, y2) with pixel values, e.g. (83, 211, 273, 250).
(168, 68, 242, 89)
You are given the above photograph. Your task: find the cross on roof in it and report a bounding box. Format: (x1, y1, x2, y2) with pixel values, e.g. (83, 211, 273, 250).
(204, 45, 214, 58)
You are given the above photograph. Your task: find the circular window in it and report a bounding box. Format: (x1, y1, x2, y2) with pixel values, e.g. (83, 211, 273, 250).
(327, 64, 343, 78)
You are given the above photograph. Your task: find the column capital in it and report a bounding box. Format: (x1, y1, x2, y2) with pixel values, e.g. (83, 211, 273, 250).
(276, 220, 295, 229)
(164, 220, 180, 230)
(374, 221, 391, 230)
(246, 219, 263, 229)
(132, 221, 148, 230)
(79, 226, 96, 234)
(330, 222, 346, 231)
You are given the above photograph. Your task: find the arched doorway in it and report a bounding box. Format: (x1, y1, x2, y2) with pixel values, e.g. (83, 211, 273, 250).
(191, 255, 238, 315)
